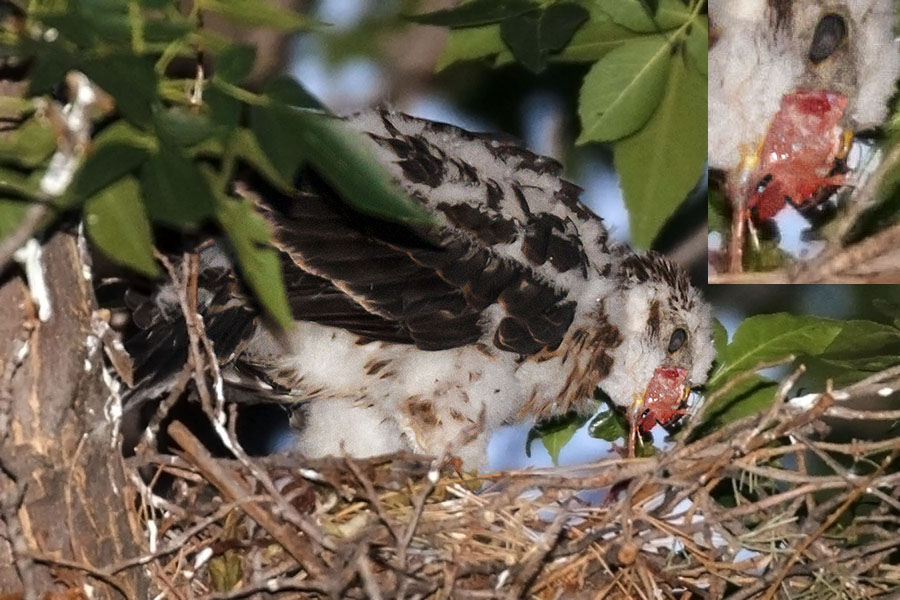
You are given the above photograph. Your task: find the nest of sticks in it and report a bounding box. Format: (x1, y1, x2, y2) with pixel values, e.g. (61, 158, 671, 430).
(122, 383, 900, 599)
(111, 256, 900, 599)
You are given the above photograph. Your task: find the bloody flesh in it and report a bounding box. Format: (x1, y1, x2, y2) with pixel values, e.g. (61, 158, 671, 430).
(748, 89, 849, 220)
(636, 366, 689, 432)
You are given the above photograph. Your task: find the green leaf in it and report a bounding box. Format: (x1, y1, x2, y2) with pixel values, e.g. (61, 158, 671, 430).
(808, 352, 900, 388)
(141, 144, 216, 229)
(153, 106, 216, 147)
(435, 25, 506, 71)
(83, 54, 158, 126)
(217, 197, 292, 328)
(708, 186, 728, 234)
(587, 406, 628, 441)
(40, 13, 98, 48)
(91, 120, 158, 151)
(0, 167, 41, 200)
(297, 112, 436, 224)
(872, 298, 900, 328)
(251, 105, 434, 224)
(712, 318, 728, 355)
(525, 411, 589, 464)
(638, 0, 659, 15)
(407, 0, 536, 28)
(143, 19, 194, 43)
(0, 96, 36, 118)
(613, 55, 706, 248)
(199, 0, 319, 31)
(193, 127, 294, 193)
(0, 198, 32, 239)
(540, 423, 578, 465)
(820, 354, 900, 374)
(555, 18, 642, 62)
(744, 239, 790, 272)
(215, 44, 256, 84)
(597, 0, 691, 33)
(500, 3, 590, 73)
(249, 104, 304, 181)
(577, 36, 671, 142)
(205, 84, 243, 130)
(707, 314, 845, 391)
(522, 3, 590, 50)
(700, 375, 779, 433)
(231, 128, 294, 192)
(685, 16, 708, 75)
(820, 319, 900, 357)
(264, 76, 322, 109)
(0, 116, 57, 168)
(138, 0, 174, 8)
(28, 45, 76, 95)
(84, 176, 159, 277)
(68, 142, 150, 206)
(77, 6, 132, 45)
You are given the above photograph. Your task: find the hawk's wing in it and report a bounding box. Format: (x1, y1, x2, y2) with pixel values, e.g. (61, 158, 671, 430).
(259, 110, 613, 355)
(122, 110, 614, 402)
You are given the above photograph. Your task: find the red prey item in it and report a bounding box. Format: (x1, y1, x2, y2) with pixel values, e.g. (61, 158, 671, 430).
(749, 89, 849, 220)
(636, 366, 690, 432)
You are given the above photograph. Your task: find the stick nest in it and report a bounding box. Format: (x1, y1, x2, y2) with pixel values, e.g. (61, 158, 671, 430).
(125, 391, 900, 599)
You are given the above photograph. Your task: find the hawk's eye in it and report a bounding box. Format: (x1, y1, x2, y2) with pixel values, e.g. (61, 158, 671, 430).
(809, 14, 847, 64)
(667, 328, 687, 353)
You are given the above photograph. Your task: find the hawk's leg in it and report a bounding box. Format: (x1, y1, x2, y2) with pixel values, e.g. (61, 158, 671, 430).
(727, 171, 752, 273)
(626, 400, 643, 459)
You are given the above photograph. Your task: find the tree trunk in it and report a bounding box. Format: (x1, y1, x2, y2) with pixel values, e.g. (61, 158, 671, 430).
(0, 232, 148, 599)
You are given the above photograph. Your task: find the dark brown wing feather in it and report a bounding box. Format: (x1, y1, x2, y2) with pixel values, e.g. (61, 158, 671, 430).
(123, 264, 258, 395)
(260, 167, 575, 354)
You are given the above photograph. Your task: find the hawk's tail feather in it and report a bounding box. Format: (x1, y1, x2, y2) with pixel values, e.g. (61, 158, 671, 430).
(122, 249, 259, 406)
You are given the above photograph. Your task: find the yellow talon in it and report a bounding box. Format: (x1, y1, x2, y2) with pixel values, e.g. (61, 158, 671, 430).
(838, 128, 854, 159)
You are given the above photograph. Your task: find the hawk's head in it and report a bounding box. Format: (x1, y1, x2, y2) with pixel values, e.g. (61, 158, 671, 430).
(599, 254, 715, 432)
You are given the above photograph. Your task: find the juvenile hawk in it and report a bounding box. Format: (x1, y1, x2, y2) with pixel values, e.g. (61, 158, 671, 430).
(126, 111, 715, 470)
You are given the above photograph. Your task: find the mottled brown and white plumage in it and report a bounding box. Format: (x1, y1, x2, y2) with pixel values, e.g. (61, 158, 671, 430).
(126, 111, 715, 470)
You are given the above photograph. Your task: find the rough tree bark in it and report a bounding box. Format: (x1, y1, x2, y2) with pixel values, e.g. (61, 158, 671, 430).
(0, 232, 147, 599)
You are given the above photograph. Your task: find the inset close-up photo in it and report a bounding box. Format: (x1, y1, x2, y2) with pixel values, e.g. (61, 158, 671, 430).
(709, 0, 900, 283)
(2, 1, 900, 599)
